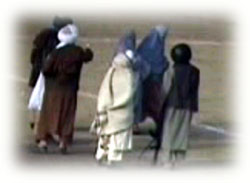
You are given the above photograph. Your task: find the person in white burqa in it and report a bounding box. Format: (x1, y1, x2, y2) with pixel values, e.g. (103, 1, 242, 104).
(90, 50, 136, 165)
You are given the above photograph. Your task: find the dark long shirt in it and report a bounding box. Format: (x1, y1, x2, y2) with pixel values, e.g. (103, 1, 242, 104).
(165, 64, 200, 112)
(43, 44, 94, 91)
(28, 28, 59, 87)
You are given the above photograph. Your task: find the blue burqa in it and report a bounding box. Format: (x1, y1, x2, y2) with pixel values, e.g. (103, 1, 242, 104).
(137, 26, 169, 82)
(114, 31, 151, 124)
(113, 30, 136, 57)
(114, 30, 150, 78)
(136, 26, 169, 123)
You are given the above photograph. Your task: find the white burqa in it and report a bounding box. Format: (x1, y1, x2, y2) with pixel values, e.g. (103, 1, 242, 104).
(93, 50, 135, 162)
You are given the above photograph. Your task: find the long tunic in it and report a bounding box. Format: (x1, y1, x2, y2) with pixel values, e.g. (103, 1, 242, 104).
(137, 28, 169, 123)
(160, 63, 200, 156)
(96, 65, 135, 135)
(35, 44, 93, 144)
(92, 58, 135, 161)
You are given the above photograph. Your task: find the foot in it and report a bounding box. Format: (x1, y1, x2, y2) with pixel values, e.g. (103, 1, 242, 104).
(59, 141, 67, 154)
(149, 129, 157, 138)
(133, 124, 141, 135)
(37, 140, 48, 153)
(51, 134, 60, 143)
(60, 147, 67, 154)
(97, 159, 112, 166)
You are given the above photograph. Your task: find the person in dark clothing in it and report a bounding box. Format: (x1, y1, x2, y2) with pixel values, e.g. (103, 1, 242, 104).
(155, 43, 200, 166)
(28, 16, 73, 130)
(36, 24, 94, 153)
(29, 16, 73, 88)
(113, 30, 150, 134)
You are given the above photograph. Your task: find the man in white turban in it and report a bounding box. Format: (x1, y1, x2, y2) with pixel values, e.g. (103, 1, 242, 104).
(35, 24, 94, 153)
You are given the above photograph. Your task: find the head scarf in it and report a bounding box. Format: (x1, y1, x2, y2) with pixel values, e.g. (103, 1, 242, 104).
(113, 30, 150, 80)
(113, 30, 136, 57)
(112, 50, 133, 68)
(137, 26, 169, 75)
(155, 25, 168, 40)
(56, 24, 79, 49)
(112, 31, 136, 68)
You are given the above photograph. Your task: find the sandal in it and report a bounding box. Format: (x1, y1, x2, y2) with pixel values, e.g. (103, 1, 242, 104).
(37, 140, 48, 153)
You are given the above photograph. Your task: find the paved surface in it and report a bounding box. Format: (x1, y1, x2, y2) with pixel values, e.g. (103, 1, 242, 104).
(18, 124, 234, 170)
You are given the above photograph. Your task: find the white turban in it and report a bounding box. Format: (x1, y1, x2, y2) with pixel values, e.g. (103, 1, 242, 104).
(56, 24, 79, 49)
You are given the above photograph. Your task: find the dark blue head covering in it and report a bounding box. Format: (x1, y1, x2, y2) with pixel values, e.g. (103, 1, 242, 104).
(137, 26, 169, 76)
(113, 30, 151, 80)
(114, 30, 136, 57)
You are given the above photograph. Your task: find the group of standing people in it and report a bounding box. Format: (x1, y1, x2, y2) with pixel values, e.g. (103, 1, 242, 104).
(27, 17, 200, 167)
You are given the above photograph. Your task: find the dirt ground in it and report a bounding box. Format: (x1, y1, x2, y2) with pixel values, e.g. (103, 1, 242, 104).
(18, 126, 233, 170)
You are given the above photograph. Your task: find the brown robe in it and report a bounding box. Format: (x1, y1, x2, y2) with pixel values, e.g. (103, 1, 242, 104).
(35, 44, 93, 145)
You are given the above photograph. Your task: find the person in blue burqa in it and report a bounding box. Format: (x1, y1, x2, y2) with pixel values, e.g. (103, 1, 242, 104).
(113, 30, 150, 127)
(137, 25, 169, 125)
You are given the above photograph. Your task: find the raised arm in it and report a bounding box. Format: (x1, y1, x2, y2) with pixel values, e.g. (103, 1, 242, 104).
(82, 48, 94, 63)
